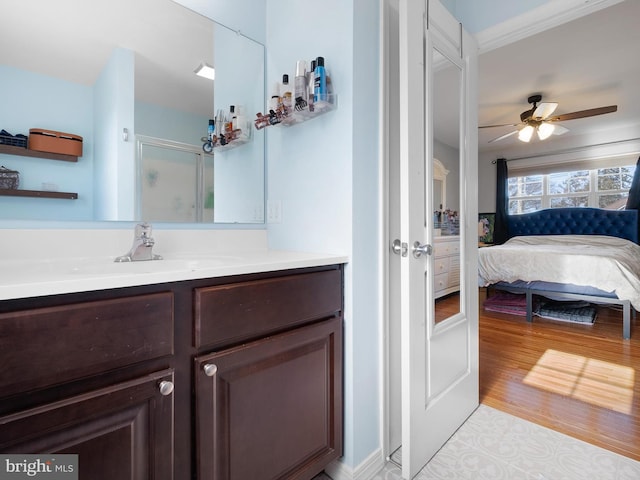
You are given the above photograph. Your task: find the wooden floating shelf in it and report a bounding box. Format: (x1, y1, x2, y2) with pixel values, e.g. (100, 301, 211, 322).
(0, 189, 78, 200)
(0, 144, 79, 162)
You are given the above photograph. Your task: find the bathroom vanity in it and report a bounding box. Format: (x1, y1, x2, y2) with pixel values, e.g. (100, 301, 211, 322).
(0, 252, 345, 480)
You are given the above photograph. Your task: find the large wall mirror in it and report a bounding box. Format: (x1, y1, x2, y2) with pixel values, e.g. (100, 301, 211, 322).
(1, 0, 265, 224)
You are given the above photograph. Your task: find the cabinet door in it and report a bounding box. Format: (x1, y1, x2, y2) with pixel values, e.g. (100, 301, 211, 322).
(0, 369, 174, 480)
(195, 317, 342, 480)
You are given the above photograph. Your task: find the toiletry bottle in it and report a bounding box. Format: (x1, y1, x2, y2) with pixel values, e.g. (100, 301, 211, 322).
(234, 105, 245, 136)
(307, 59, 316, 112)
(215, 109, 225, 137)
(269, 82, 281, 112)
(215, 109, 227, 144)
(314, 56, 327, 102)
(227, 105, 235, 133)
(204, 118, 215, 151)
(231, 105, 239, 131)
(294, 60, 308, 111)
(281, 74, 293, 111)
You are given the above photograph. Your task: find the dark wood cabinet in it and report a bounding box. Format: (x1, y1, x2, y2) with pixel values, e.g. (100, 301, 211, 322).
(0, 264, 344, 480)
(195, 316, 342, 480)
(0, 370, 174, 480)
(0, 292, 174, 397)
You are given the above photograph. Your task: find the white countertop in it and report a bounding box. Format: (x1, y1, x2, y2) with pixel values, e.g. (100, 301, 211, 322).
(0, 250, 348, 301)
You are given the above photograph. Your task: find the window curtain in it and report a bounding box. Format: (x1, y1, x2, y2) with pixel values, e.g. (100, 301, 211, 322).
(625, 156, 640, 210)
(494, 158, 510, 244)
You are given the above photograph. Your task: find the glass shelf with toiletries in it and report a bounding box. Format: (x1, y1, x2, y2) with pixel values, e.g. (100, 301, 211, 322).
(201, 107, 253, 154)
(253, 94, 337, 130)
(281, 94, 337, 126)
(254, 57, 336, 130)
(201, 125, 252, 153)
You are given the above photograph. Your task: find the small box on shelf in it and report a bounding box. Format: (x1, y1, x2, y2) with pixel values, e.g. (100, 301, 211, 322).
(0, 130, 27, 149)
(29, 128, 83, 157)
(0, 166, 19, 190)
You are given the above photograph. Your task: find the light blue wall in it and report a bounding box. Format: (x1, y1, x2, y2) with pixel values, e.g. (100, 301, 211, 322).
(0, 65, 94, 221)
(135, 102, 208, 145)
(265, 0, 381, 470)
(351, 0, 382, 468)
(212, 22, 266, 223)
(173, 0, 266, 43)
(93, 47, 135, 221)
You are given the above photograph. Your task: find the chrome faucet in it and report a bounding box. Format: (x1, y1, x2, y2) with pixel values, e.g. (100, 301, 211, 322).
(115, 222, 162, 262)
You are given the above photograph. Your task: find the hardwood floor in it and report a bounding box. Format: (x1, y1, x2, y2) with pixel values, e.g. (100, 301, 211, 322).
(477, 287, 640, 461)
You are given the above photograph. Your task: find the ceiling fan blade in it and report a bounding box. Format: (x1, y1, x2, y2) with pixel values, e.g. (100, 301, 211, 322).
(548, 105, 617, 122)
(553, 124, 569, 135)
(532, 102, 558, 120)
(479, 123, 520, 129)
(488, 130, 518, 143)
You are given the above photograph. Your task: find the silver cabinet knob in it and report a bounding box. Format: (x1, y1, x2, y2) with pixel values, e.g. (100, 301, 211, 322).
(158, 380, 174, 396)
(203, 363, 218, 377)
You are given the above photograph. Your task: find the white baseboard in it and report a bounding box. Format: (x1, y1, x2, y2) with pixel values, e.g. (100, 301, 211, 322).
(325, 449, 386, 480)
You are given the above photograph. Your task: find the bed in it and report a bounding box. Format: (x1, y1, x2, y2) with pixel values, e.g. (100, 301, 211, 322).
(478, 207, 640, 339)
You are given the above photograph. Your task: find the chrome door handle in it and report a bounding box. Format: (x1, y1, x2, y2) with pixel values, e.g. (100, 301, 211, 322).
(391, 239, 408, 257)
(412, 241, 432, 259)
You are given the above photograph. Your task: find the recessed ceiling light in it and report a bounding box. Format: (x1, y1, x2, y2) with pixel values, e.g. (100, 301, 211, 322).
(194, 62, 215, 80)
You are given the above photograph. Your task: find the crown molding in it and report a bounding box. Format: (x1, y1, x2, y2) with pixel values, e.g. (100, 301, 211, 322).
(475, 0, 625, 54)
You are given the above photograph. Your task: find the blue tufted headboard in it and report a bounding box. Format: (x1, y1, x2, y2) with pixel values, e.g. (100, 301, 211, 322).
(507, 208, 639, 244)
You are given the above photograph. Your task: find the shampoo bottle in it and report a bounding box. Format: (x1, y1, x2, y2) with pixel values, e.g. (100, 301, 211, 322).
(307, 59, 316, 112)
(314, 56, 327, 102)
(294, 60, 307, 111)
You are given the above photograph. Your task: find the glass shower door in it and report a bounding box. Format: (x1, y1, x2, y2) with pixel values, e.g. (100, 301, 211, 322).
(137, 138, 214, 222)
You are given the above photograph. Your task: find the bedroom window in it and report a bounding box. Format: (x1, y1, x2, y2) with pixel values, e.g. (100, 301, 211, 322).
(508, 175, 542, 214)
(597, 166, 635, 209)
(508, 164, 636, 214)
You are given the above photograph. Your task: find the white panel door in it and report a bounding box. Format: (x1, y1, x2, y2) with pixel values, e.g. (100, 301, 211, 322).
(396, 1, 479, 478)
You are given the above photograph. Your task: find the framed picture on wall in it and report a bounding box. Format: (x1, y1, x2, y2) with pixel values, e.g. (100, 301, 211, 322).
(478, 213, 495, 245)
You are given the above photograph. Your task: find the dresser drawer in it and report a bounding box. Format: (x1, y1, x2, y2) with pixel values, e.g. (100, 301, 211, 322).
(0, 292, 174, 397)
(434, 257, 449, 275)
(434, 238, 460, 257)
(194, 269, 342, 350)
(434, 273, 448, 292)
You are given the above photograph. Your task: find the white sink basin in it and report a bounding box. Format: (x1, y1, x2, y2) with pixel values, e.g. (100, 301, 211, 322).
(69, 254, 241, 276)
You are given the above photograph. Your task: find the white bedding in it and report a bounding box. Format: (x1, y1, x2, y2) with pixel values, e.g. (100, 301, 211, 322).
(478, 235, 640, 310)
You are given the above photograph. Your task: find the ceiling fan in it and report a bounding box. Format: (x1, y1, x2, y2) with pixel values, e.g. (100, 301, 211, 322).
(480, 94, 618, 144)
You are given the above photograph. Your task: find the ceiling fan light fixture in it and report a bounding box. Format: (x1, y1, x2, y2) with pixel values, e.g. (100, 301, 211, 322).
(518, 125, 534, 142)
(537, 122, 555, 140)
(194, 62, 215, 80)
